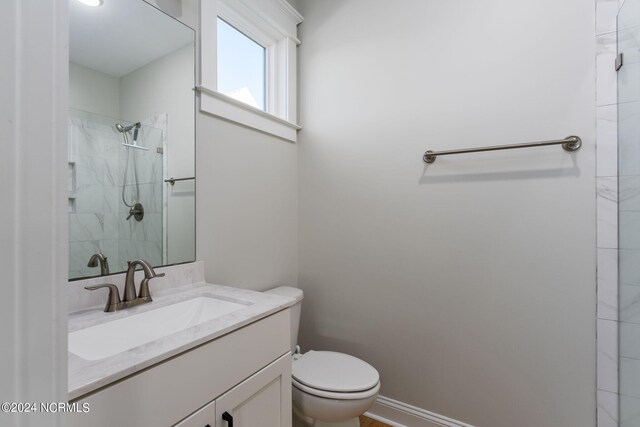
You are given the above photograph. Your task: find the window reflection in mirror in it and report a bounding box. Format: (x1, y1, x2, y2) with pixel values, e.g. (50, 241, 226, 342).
(68, 0, 195, 280)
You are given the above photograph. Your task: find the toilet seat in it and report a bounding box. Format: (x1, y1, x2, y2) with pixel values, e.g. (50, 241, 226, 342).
(292, 377, 380, 400)
(292, 351, 380, 400)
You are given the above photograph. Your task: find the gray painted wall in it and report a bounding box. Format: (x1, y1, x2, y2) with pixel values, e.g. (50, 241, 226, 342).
(69, 63, 120, 119)
(146, 0, 299, 291)
(196, 116, 298, 290)
(296, 1, 596, 426)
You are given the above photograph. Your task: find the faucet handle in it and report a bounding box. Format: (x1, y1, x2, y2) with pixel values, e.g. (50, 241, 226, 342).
(149, 268, 165, 278)
(85, 284, 122, 312)
(138, 273, 165, 302)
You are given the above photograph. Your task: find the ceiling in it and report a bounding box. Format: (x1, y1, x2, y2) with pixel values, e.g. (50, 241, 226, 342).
(69, 0, 194, 77)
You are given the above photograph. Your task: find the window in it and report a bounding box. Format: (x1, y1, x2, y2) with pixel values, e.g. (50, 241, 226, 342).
(217, 18, 266, 111)
(199, 0, 303, 141)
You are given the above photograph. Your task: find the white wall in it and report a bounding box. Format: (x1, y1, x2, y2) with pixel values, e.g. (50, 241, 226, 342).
(69, 62, 120, 118)
(120, 44, 196, 265)
(196, 117, 299, 290)
(296, 1, 596, 426)
(0, 0, 68, 425)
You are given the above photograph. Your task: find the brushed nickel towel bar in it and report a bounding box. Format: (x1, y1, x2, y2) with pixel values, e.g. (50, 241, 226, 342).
(164, 177, 195, 185)
(423, 135, 582, 164)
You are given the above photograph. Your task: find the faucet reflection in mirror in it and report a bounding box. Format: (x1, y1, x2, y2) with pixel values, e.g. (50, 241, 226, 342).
(87, 253, 109, 276)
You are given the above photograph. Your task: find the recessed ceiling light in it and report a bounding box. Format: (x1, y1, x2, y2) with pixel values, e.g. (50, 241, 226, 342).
(77, 0, 103, 6)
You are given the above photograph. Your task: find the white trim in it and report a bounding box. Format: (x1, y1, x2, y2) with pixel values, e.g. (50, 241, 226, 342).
(1, 0, 68, 422)
(271, 0, 304, 27)
(218, 0, 300, 45)
(199, 0, 217, 89)
(218, 1, 278, 46)
(365, 396, 475, 427)
(225, 0, 302, 43)
(199, 0, 302, 139)
(198, 86, 300, 141)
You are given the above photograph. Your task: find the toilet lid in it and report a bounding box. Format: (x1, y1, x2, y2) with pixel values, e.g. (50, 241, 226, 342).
(292, 351, 379, 393)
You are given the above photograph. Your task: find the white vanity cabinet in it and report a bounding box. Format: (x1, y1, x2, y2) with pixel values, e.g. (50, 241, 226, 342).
(68, 310, 291, 427)
(176, 353, 291, 427)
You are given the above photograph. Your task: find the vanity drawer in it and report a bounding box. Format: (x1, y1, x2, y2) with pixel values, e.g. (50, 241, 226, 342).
(68, 309, 290, 427)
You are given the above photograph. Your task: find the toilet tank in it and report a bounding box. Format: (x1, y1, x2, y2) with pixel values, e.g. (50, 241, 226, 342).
(264, 286, 303, 354)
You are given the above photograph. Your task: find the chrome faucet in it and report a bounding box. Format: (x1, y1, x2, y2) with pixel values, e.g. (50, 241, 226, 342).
(84, 259, 165, 312)
(87, 253, 110, 276)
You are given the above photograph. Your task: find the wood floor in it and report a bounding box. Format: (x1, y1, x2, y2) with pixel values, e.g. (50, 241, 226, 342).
(359, 415, 391, 427)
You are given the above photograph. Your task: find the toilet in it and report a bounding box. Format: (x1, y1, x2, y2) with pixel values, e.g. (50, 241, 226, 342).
(265, 287, 380, 427)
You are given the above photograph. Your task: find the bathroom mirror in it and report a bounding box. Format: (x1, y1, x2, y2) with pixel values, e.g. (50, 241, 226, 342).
(68, 0, 195, 280)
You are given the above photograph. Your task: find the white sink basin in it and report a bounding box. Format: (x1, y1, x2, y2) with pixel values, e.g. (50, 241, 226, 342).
(69, 296, 248, 360)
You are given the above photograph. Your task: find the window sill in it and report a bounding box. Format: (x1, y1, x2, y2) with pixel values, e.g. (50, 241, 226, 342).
(197, 86, 301, 142)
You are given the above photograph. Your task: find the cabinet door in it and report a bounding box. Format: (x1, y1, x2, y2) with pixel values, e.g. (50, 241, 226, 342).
(216, 352, 292, 427)
(174, 399, 216, 427)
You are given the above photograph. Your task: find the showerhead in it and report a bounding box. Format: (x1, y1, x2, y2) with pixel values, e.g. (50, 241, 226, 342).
(117, 121, 148, 150)
(115, 122, 141, 133)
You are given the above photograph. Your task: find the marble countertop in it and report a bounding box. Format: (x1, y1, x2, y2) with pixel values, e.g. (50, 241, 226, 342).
(68, 282, 295, 400)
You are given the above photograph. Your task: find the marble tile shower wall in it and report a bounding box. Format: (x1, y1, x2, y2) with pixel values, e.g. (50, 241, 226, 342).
(595, 1, 622, 426)
(615, 0, 640, 422)
(68, 110, 163, 278)
(116, 125, 164, 271)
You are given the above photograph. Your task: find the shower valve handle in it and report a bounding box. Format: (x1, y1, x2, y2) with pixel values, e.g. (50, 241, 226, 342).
(126, 203, 144, 221)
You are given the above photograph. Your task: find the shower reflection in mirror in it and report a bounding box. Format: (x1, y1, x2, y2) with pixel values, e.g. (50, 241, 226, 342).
(68, 110, 165, 278)
(68, 0, 196, 280)
(116, 121, 146, 222)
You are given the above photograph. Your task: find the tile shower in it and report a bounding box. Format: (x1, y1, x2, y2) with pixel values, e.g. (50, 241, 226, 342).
(597, 0, 640, 425)
(68, 109, 165, 278)
(596, 0, 620, 425)
(617, 0, 640, 423)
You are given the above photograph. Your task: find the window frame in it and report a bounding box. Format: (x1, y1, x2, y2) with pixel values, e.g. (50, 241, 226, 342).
(199, 0, 302, 141)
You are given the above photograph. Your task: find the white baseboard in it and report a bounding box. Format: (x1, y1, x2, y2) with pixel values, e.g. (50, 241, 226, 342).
(365, 396, 475, 427)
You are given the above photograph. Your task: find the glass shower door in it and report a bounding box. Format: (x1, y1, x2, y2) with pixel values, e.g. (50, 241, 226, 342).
(618, 0, 640, 424)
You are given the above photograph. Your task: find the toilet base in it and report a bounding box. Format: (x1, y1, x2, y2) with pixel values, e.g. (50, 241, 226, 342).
(314, 419, 359, 427)
(293, 406, 360, 427)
